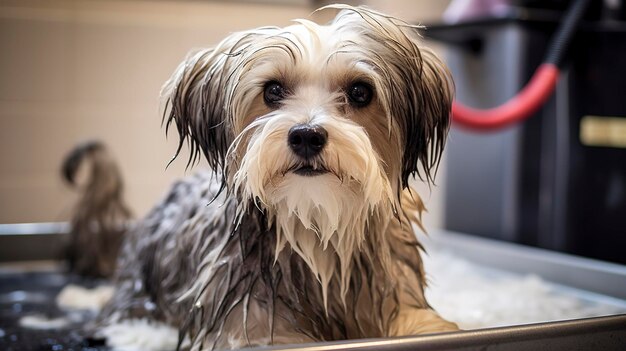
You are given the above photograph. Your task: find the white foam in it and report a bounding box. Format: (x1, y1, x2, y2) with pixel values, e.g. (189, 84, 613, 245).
(424, 250, 625, 329)
(19, 315, 70, 330)
(100, 319, 181, 351)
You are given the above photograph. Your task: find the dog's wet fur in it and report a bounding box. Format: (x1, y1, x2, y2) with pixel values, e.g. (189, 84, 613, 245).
(75, 5, 458, 350)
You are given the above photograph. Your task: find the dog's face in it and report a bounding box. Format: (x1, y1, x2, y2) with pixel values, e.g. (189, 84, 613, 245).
(163, 5, 452, 294)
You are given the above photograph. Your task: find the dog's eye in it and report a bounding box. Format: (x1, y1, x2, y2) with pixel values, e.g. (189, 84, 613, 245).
(347, 82, 373, 107)
(264, 81, 286, 107)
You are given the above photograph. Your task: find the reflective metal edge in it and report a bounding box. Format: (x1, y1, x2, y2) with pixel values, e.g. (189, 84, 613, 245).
(239, 314, 626, 351)
(0, 222, 69, 262)
(0, 222, 69, 236)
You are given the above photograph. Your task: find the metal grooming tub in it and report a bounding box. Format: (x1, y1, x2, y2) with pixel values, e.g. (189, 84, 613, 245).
(1, 223, 625, 350)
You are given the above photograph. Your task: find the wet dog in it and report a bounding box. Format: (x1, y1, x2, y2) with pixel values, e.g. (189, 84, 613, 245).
(96, 5, 457, 350)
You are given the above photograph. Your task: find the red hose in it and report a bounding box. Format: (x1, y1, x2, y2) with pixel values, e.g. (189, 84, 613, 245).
(452, 63, 560, 130)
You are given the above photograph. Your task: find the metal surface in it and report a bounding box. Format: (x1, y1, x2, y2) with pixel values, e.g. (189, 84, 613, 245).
(240, 314, 626, 351)
(0, 270, 106, 351)
(441, 21, 528, 243)
(431, 14, 626, 265)
(0, 222, 69, 262)
(427, 230, 626, 301)
(1, 223, 626, 350)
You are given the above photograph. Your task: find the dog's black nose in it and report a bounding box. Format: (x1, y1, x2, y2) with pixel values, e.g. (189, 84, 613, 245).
(288, 124, 328, 158)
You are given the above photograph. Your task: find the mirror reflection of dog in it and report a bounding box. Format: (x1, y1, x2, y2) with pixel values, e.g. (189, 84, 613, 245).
(62, 141, 132, 278)
(86, 5, 458, 350)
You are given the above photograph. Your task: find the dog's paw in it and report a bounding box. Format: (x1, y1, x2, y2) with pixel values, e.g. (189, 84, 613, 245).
(389, 308, 460, 336)
(99, 319, 180, 351)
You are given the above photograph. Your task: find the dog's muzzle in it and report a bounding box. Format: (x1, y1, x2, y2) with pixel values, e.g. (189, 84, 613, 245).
(288, 124, 328, 176)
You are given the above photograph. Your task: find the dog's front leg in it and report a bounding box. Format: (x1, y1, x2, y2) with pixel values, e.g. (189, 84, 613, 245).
(389, 307, 459, 336)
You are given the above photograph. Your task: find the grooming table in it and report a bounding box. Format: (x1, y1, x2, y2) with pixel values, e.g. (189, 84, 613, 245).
(1, 224, 625, 350)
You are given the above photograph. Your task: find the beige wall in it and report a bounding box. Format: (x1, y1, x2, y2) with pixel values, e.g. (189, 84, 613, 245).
(0, 0, 450, 229)
(0, 0, 311, 223)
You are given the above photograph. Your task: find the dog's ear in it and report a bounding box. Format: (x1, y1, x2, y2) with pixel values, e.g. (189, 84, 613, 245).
(398, 45, 453, 188)
(378, 22, 453, 189)
(331, 6, 454, 188)
(161, 32, 260, 172)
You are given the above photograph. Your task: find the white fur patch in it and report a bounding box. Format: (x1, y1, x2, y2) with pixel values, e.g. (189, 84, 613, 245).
(269, 174, 370, 305)
(56, 284, 114, 312)
(100, 319, 181, 351)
